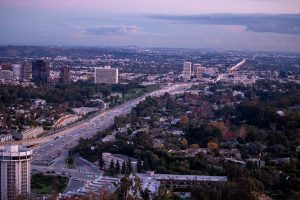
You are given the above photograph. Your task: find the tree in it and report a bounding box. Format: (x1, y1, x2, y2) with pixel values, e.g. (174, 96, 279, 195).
(137, 157, 143, 173)
(118, 176, 131, 200)
(121, 162, 126, 174)
(179, 138, 188, 149)
(141, 188, 151, 200)
(116, 160, 121, 174)
(143, 159, 150, 171)
(207, 141, 218, 151)
(180, 115, 189, 126)
(99, 157, 104, 169)
(109, 160, 115, 176)
(133, 132, 153, 148)
(65, 150, 74, 168)
(127, 158, 132, 174)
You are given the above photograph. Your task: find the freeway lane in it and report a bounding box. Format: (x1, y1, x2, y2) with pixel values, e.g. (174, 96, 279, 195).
(31, 83, 192, 165)
(2, 83, 193, 166)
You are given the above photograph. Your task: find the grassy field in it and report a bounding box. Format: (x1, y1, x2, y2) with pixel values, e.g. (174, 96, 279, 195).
(31, 173, 68, 194)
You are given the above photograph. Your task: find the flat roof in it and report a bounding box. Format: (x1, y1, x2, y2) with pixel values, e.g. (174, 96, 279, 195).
(136, 173, 228, 182)
(111, 154, 137, 162)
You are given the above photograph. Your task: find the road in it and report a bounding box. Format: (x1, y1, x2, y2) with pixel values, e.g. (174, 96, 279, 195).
(31, 165, 100, 181)
(29, 83, 192, 166)
(22, 83, 192, 193)
(228, 58, 246, 72)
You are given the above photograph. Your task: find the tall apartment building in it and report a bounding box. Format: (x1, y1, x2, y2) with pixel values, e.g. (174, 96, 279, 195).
(22, 60, 32, 81)
(32, 60, 50, 84)
(182, 62, 192, 81)
(0, 145, 32, 200)
(12, 64, 23, 80)
(194, 64, 207, 80)
(193, 63, 200, 77)
(59, 65, 70, 83)
(94, 67, 118, 84)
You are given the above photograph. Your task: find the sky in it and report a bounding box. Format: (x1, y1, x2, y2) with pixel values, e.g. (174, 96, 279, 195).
(0, 0, 300, 52)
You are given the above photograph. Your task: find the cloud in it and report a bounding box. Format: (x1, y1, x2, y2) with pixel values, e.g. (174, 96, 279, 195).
(85, 25, 140, 36)
(148, 14, 300, 35)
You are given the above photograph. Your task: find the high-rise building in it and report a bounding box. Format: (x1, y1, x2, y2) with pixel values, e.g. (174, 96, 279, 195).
(0, 145, 32, 200)
(32, 60, 50, 84)
(59, 65, 70, 83)
(22, 60, 32, 81)
(183, 62, 192, 81)
(94, 66, 118, 84)
(194, 65, 207, 80)
(12, 64, 23, 80)
(193, 64, 201, 77)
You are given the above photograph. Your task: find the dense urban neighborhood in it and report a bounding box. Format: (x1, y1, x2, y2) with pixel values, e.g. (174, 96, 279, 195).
(0, 46, 299, 200)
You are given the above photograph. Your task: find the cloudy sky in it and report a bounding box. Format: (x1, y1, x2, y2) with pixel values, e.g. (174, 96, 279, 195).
(0, 0, 300, 52)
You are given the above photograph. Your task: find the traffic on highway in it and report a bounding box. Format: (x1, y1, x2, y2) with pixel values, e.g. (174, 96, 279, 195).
(31, 83, 192, 166)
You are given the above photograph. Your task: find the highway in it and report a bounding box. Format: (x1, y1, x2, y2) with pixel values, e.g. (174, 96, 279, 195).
(23, 83, 192, 193)
(0, 83, 192, 193)
(25, 83, 192, 166)
(228, 58, 246, 72)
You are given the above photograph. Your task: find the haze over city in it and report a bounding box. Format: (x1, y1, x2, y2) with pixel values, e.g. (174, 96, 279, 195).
(1, 0, 300, 51)
(0, 1, 300, 200)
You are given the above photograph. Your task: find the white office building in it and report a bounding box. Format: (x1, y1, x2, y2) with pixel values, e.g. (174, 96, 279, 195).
(0, 145, 32, 200)
(12, 64, 23, 80)
(94, 66, 118, 84)
(182, 62, 192, 81)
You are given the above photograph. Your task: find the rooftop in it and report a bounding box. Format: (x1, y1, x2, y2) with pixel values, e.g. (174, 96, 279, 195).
(112, 154, 138, 162)
(136, 172, 228, 182)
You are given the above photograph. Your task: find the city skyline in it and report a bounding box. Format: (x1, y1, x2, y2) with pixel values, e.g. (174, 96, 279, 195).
(0, 0, 300, 52)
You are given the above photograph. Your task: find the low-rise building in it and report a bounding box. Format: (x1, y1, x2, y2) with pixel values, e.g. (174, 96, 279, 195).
(102, 152, 137, 172)
(14, 126, 44, 140)
(134, 171, 227, 198)
(72, 107, 98, 116)
(94, 66, 118, 84)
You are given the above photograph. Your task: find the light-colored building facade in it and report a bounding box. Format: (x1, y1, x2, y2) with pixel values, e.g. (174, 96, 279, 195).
(0, 145, 32, 200)
(102, 152, 137, 172)
(194, 64, 206, 80)
(193, 64, 201, 77)
(22, 60, 32, 81)
(13, 127, 44, 140)
(133, 171, 227, 198)
(94, 67, 118, 84)
(12, 64, 23, 80)
(182, 62, 192, 81)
